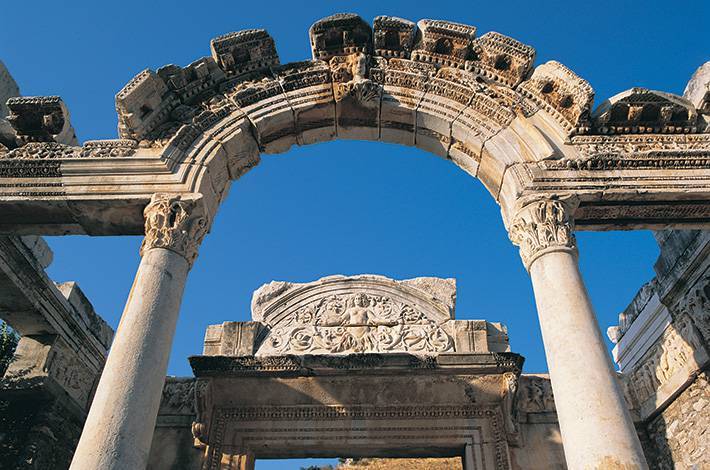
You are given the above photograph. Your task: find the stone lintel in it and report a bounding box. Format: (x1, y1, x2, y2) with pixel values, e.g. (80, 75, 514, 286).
(188, 352, 524, 378)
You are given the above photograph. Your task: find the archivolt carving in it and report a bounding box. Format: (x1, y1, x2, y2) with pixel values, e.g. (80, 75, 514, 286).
(0, 14, 709, 235)
(257, 292, 453, 355)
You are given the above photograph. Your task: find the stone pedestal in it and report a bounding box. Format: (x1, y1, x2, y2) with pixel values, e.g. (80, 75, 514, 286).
(70, 194, 208, 470)
(509, 198, 648, 470)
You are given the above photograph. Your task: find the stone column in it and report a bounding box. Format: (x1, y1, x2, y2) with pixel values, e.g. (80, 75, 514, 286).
(70, 194, 209, 470)
(508, 198, 648, 470)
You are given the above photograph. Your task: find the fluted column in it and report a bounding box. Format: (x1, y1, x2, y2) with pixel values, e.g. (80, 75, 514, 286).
(508, 197, 648, 470)
(70, 194, 209, 470)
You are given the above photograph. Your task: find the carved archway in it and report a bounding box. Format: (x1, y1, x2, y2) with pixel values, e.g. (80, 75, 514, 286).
(1, 12, 708, 470)
(0, 13, 708, 234)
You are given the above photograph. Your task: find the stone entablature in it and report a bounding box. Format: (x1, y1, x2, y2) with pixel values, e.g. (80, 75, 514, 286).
(202, 275, 510, 356)
(187, 353, 524, 470)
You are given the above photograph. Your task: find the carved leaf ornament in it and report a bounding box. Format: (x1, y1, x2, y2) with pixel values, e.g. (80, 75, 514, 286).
(258, 292, 453, 355)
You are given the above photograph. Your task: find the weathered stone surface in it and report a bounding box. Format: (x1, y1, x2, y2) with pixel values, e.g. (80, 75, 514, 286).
(238, 275, 508, 356)
(0, 14, 708, 234)
(683, 61, 710, 115)
(610, 229, 709, 468)
(0, 60, 20, 119)
(592, 88, 700, 135)
(309, 13, 372, 61)
(643, 372, 710, 469)
(6, 96, 78, 146)
(210, 29, 278, 76)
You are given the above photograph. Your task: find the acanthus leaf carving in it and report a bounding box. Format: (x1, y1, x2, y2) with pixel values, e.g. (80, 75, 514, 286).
(140, 193, 209, 267)
(257, 292, 453, 355)
(508, 198, 577, 270)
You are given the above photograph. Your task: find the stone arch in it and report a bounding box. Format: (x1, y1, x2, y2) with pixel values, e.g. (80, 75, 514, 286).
(4, 12, 705, 470)
(114, 14, 596, 222)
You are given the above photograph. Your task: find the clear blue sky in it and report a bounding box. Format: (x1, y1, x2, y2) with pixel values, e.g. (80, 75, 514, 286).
(2, 1, 707, 468)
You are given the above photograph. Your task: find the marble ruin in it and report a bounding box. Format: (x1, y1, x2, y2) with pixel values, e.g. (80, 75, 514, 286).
(0, 13, 709, 470)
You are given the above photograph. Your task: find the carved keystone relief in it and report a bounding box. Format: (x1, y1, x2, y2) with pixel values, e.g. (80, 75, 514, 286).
(257, 292, 453, 355)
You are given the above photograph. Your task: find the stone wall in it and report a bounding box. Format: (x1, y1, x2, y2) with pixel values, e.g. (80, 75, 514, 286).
(643, 372, 709, 469)
(608, 230, 710, 469)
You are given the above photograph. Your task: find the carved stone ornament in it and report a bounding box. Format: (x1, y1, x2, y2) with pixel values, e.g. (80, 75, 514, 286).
(508, 198, 577, 270)
(257, 291, 454, 355)
(139, 193, 209, 266)
(330, 53, 382, 106)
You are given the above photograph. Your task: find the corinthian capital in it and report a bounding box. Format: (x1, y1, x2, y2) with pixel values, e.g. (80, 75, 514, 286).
(508, 197, 577, 270)
(140, 193, 209, 267)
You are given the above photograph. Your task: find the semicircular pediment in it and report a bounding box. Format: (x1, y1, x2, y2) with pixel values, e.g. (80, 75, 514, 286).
(251, 275, 457, 355)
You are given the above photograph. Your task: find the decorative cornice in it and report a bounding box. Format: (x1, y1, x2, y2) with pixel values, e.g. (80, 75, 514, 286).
(508, 198, 577, 270)
(139, 193, 209, 267)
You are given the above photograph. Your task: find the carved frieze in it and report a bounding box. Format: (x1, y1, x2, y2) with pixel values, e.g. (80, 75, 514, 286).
(0, 139, 138, 161)
(674, 274, 710, 344)
(517, 375, 556, 413)
(160, 378, 196, 416)
(508, 198, 577, 269)
(140, 193, 209, 266)
(623, 312, 705, 409)
(257, 292, 454, 355)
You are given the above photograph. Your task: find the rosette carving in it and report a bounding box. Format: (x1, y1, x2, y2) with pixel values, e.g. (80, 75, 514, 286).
(508, 198, 577, 269)
(140, 193, 209, 266)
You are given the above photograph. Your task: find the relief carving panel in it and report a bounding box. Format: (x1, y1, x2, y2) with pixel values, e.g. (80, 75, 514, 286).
(257, 292, 453, 355)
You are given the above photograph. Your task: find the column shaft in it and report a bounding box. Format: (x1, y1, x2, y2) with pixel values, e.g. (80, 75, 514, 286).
(70, 193, 208, 470)
(70, 248, 189, 469)
(529, 250, 647, 469)
(508, 198, 648, 469)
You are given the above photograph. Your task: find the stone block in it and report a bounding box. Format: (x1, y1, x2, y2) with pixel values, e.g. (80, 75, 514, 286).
(517, 60, 594, 134)
(6, 96, 77, 146)
(684, 61, 710, 116)
(0, 61, 20, 116)
(468, 32, 535, 87)
(229, 74, 296, 154)
(116, 69, 175, 140)
(379, 59, 434, 146)
(275, 60, 336, 146)
(412, 19, 477, 69)
(309, 13, 372, 61)
(373, 16, 417, 59)
(210, 29, 279, 76)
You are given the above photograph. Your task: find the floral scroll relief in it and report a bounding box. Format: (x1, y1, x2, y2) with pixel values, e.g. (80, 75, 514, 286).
(258, 292, 453, 355)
